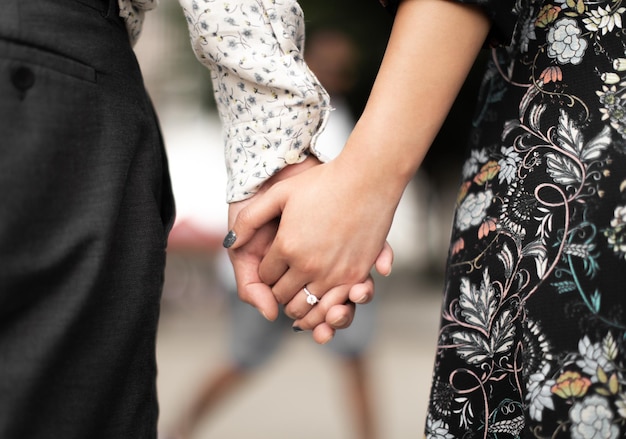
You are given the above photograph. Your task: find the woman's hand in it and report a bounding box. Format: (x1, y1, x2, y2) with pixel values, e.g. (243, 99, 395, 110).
(226, 156, 321, 321)
(227, 154, 401, 327)
(226, 156, 394, 343)
(226, 198, 281, 321)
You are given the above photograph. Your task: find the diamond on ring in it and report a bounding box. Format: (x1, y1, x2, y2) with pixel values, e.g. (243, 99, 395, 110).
(303, 286, 319, 305)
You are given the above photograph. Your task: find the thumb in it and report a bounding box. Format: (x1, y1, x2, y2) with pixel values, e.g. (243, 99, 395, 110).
(222, 188, 285, 250)
(240, 282, 280, 321)
(374, 241, 394, 277)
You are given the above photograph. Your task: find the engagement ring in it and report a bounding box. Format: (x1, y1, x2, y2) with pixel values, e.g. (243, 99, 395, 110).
(303, 285, 319, 305)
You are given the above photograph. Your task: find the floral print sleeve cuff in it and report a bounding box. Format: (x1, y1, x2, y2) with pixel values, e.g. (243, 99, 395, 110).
(179, 0, 331, 202)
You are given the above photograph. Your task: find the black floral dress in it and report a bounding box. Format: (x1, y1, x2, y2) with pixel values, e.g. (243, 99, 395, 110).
(382, 0, 626, 437)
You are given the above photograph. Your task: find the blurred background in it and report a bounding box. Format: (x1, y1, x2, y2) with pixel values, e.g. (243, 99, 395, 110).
(131, 1, 485, 438)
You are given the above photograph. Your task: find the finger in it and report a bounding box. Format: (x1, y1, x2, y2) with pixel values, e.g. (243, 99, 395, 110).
(292, 304, 355, 345)
(223, 187, 285, 250)
(325, 302, 355, 329)
(311, 323, 335, 345)
(283, 282, 331, 321)
(374, 240, 394, 277)
(348, 275, 375, 305)
(258, 243, 292, 287)
(284, 285, 322, 320)
(289, 284, 349, 327)
(230, 248, 279, 321)
(267, 267, 311, 305)
(239, 282, 279, 321)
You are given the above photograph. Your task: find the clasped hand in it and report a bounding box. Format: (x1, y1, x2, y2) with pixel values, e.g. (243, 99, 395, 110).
(225, 157, 395, 344)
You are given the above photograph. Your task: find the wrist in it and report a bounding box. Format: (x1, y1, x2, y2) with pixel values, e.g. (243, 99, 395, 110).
(262, 155, 322, 189)
(336, 120, 422, 203)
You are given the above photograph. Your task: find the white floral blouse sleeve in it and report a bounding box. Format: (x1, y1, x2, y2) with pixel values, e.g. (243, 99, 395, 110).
(178, 0, 331, 202)
(118, 0, 158, 46)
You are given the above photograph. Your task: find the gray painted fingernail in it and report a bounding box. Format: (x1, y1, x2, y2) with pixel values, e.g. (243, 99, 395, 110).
(223, 230, 237, 248)
(292, 326, 303, 333)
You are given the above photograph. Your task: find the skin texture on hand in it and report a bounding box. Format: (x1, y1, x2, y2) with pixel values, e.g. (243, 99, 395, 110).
(226, 157, 394, 344)
(226, 199, 280, 321)
(226, 156, 321, 322)
(229, 158, 398, 325)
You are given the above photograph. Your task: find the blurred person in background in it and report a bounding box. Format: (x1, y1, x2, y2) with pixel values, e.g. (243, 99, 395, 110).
(164, 29, 379, 439)
(166, 252, 377, 439)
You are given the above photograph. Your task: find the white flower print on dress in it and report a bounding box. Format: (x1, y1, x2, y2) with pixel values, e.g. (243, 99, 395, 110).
(616, 393, 626, 419)
(498, 145, 521, 184)
(547, 18, 588, 65)
(425, 415, 454, 439)
(596, 85, 626, 139)
(583, 4, 626, 35)
(518, 11, 538, 53)
(526, 363, 556, 422)
(597, 86, 622, 121)
(451, 269, 516, 364)
(455, 190, 493, 232)
(569, 394, 619, 439)
(545, 109, 611, 187)
(605, 205, 626, 258)
(576, 335, 616, 382)
(462, 148, 488, 179)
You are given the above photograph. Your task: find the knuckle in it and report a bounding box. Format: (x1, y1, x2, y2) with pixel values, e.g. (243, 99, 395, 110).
(271, 288, 290, 305)
(300, 307, 327, 329)
(284, 304, 304, 320)
(236, 207, 254, 227)
(237, 290, 254, 306)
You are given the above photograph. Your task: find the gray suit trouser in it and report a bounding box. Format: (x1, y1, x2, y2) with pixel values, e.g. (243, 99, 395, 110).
(0, 1, 175, 437)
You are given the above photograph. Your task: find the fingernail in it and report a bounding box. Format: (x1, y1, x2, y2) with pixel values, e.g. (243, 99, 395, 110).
(292, 326, 304, 333)
(355, 294, 369, 304)
(384, 266, 392, 277)
(222, 230, 237, 248)
(260, 310, 270, 321)
(331, 315, 348, 327)
(319, 334, 334, 345)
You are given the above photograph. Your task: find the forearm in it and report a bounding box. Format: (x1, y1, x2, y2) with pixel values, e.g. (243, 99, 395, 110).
(337, 0, 490, 200)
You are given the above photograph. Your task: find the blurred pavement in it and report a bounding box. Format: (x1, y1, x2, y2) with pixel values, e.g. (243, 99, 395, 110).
(156, 262, 443, 439)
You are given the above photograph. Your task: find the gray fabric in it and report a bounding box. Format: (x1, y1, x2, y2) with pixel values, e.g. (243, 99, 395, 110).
(0, 1, 175, 437)
(226, 287, 376, 369)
